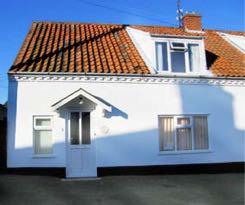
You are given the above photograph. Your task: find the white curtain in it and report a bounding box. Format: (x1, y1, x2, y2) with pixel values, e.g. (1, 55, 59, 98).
(177, 128, 192, 150)
(156, 43, 168, 71)
(193, 116, 209, 149)
(189, 44, 200, 72)
(159, 117, 174, 151)
(34, 130, 52, 154)
(156, 43, 163, 71)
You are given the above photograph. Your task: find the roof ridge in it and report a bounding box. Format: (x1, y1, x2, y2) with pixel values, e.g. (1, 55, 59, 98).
(32, 21, 126, 27)
(204, 28, 245, 34)
(31, 21, 245, 34)
(32, 21, 181, 30)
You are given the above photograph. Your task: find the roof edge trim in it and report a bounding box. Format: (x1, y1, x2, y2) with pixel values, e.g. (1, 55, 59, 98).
(51, 88, 112, 112)
(8, 72, 245, 80)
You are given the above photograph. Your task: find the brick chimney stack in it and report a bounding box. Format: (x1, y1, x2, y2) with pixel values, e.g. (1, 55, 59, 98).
(182, 13, 202, 31)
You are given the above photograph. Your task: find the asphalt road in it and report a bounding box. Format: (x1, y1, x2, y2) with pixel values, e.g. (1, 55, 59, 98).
(0, 174, 244, 205)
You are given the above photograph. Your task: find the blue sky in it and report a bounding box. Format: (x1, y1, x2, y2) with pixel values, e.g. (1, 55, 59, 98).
(0, 0, 244, 103)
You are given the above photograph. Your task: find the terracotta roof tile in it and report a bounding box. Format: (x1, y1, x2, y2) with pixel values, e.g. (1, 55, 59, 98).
(10, 22, 149, 74)
(204, 30, 245, 77)
(9, 22, 245, 77)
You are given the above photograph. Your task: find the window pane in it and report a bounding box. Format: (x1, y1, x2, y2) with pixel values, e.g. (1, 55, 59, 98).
(171, 51, 186, 73)
(177, 117, 190, 125)
(171, 42, 185, 48)
(156, 42, 168, 71)
(159, 117, 174, 151)
(70, 112, 80, 145)
(188, 44, 200, 72)
(193, 116, 209, 149)
(82, 112, 91, 144)
(36, 118, 51, 126)
(34, 130, 52, 154)
(177, 128, 192, 150)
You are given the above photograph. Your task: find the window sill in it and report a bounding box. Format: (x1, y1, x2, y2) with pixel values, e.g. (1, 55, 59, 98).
(32, 154, 56, 158)
(159, 150, 212, 155)
(69, 145, 91, 149)
(155, 71, 213, 77)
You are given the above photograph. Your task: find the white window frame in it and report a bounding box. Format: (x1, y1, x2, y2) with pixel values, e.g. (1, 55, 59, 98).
(33, 116, 54, 157)
(154, 37, 207, 74)
(158, 114, 211, 155)
(170, 42, 187, 50)
(175, 116, 194, 151)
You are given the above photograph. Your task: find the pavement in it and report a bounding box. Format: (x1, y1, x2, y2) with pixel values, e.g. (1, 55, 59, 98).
(0, 173, 244, 205)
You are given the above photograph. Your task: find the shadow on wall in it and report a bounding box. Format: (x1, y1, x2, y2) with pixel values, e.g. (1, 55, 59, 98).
(4, 80, 245, 175)
(178, 83, 244, 162)
(96, 82, 245, 167)
(4, 140, 66, 177)
(105, 106, 128, 119)
(91, 94, 128, 119)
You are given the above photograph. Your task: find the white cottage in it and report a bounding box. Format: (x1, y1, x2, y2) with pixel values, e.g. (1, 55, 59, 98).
(7, 14, 245, 177)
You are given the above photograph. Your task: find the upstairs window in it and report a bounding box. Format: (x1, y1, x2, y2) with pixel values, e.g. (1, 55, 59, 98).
(156, 41, 202, 73)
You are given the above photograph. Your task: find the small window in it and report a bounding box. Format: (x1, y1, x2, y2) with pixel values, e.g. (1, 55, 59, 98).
(159, 115, 209, 152)
(36, 119, 51, 126)
(177, 117, 190, 125)
(33, 117, 53, 155)
(170, 42, 187, 51)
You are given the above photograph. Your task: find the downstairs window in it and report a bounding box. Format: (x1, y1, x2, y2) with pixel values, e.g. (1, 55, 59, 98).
(159, 115, 209, 152)
(33, 116, 53, 155)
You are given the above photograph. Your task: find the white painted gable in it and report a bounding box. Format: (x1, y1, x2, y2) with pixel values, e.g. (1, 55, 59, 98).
(219, 32, 245, 53)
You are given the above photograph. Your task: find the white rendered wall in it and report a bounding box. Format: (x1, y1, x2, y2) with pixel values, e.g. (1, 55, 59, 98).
(7, 79, 245, 167)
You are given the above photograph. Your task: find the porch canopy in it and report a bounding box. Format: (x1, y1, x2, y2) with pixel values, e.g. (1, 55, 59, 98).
(51, 88, 112, 112)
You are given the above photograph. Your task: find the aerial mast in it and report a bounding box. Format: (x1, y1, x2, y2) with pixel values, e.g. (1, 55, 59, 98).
(177, 0, 184, 27)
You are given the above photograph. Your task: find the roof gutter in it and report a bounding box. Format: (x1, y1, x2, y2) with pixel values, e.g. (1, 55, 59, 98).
(8, 71, 245, 80)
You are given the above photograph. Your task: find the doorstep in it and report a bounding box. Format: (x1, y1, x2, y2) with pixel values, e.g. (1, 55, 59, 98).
(61, 177, 101, 181)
